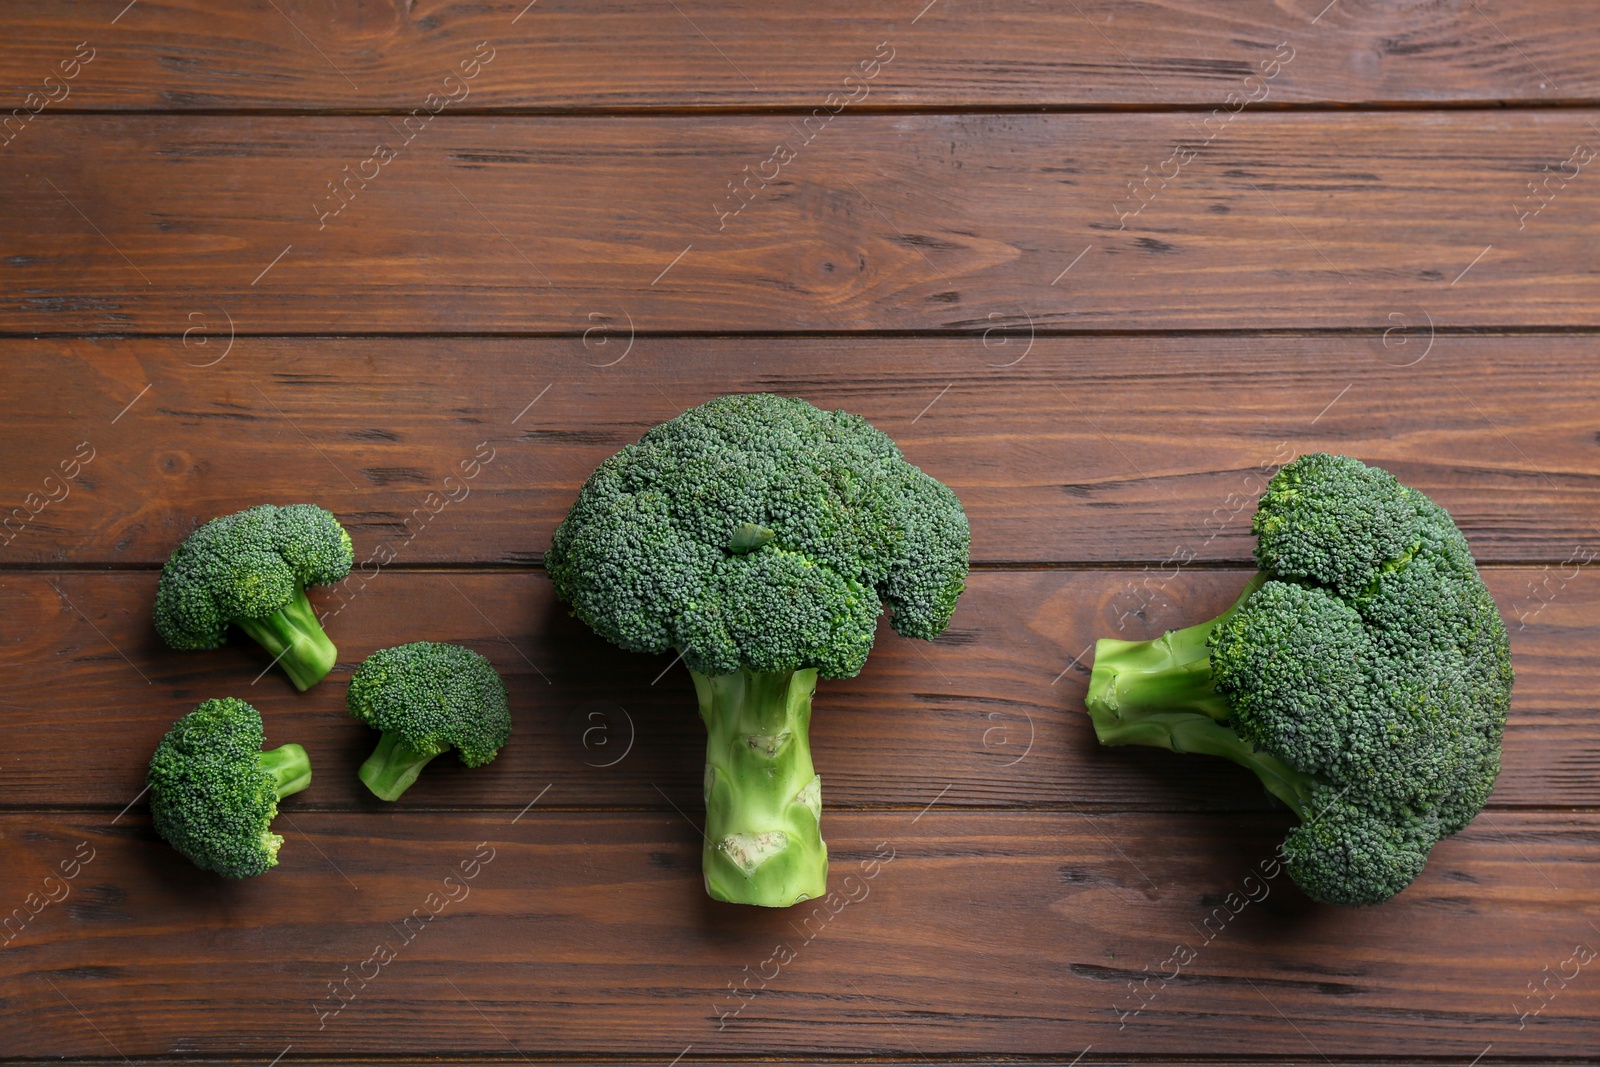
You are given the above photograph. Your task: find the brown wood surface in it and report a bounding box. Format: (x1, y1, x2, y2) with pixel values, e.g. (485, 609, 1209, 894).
(4, 3, 1598, 1064)
(3, 0, 1597, 110)
(0, 336, 1597, 568)
(4, 112, 1600, 333)
(2, 810, 1596, 1059)
(0, 567, 1593, 814)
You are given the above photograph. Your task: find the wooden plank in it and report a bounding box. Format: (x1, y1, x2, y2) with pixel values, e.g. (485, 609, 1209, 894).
(1, 568, 1588, 812)
(2, 1, 1595, 111)
(0, 810, 1594, 1058)
(1, 335, 1596, 567)
(3, 112, 1600, 332)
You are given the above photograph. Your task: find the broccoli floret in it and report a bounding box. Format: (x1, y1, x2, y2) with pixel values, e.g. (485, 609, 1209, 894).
(147, 698, 312, 878)
(1084, 453, 1513, 906)
(347, 641, 511, 801)
(154, 504, 353, 690)
(546, 393, 970, 907)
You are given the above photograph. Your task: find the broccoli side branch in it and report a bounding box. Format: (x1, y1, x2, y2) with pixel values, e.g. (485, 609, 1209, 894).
(1084, 574, 1318, 815)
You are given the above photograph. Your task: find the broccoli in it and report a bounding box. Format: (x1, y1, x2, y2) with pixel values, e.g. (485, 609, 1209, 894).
(154, 504, 353, 691)
(546, 393, 970, 907)
(1083, 453, 1514, 906)
(147, 698, 312, 878)
(347, 641, 511, 801)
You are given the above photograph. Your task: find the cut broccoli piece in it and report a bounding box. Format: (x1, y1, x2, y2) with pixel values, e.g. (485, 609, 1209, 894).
(154, 504, 353, 690)
(347, 641, 511, 801)
(147, 698, 312, 878)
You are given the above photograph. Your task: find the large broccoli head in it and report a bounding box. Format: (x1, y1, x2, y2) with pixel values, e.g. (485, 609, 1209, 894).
(147, 697, 312, 878)
(347, 641, 512, 801)
(1086, 453, 1513, 906)
(546, 393, 970, 908)
(154, 504, 353, 690)
(545, 392, 971, 678)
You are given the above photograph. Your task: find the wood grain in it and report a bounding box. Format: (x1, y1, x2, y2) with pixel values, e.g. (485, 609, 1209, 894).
(1, 336, 1596, 568)
(4, 113, 1600, 333)
(1, 567, 1588, 812)
(1, 809, 1594, 1059)
(2, 0, 1595, 110)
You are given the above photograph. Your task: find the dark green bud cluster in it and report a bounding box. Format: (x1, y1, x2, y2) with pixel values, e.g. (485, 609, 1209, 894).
(545, 392, 970, 678)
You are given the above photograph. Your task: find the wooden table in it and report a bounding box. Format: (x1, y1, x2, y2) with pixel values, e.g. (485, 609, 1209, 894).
(2, 3, 1597, 1064)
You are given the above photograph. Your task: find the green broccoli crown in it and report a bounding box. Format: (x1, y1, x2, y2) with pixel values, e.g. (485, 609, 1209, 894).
(545, 393, 971, 678)
(153, 504, 353, 650)
(147, 698, 306, 879)
(1209, 453, 1513, 905)
(346, 642, 511, 766)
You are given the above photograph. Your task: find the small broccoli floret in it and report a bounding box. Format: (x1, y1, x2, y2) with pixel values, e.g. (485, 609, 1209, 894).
(347, 641, 511, 801)
(147, 698, 312, 878)
(547, 393, 970, 907)
(154, 504, 353, 690)
(1084, 454, 1513, 906)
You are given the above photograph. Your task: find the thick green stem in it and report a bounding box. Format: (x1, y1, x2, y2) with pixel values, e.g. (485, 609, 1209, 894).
(235, 586, 338, 691)
(260, 743, 313, 800)
(1084, 574, 1318, 816)
(358, 732, 445, 802)
(692, 666, 827, 908)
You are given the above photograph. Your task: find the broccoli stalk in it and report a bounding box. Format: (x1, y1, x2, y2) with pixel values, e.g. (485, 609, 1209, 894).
(695, 668, 826, 906)
(357, 733, 450, 802)
(1086, 573, 1317, 816)
(233, 586, 339, 692)
(248, 743, 314, 862)
(261, 742, 315, 800)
